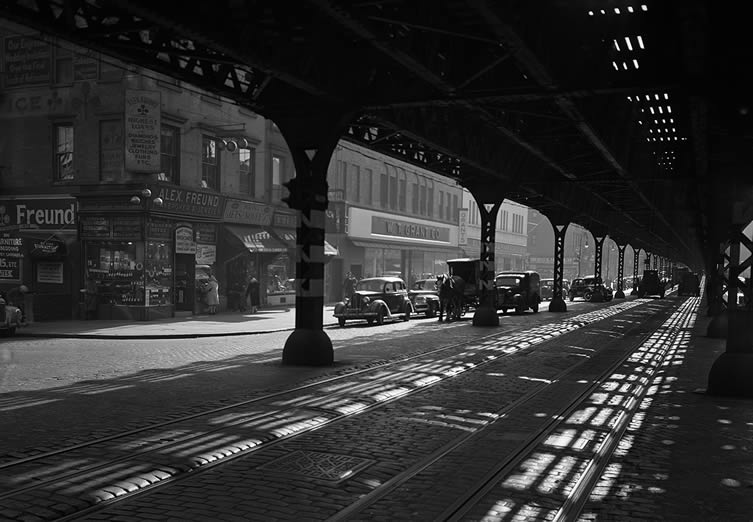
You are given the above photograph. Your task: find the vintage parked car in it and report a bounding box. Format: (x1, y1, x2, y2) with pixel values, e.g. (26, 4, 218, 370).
(495, 271, 541, 314)
(638, 269, 666, 298)
(568, 276, 613, 302)
(408, 278, 440, 318)
(0, 297, 23, 336)
(333, 276, 413, 327)
(540, 278, 554, 300)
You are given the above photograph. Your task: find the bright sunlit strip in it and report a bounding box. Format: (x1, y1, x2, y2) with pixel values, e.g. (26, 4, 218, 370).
(633, 59, 640, 69)
(628, 6, 634, 13)
(637, 35, 645, 49)
(614, 39, 621, 51)
(612, 61, 619, 71)
(624, 36, 633, 51)
(641, 4, 648, 11)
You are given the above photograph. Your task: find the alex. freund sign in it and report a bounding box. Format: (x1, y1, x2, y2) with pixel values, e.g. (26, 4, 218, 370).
(125, 89, 161, 173)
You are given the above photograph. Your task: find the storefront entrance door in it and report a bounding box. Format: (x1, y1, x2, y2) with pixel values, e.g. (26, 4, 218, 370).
(175, 254, 195, 311)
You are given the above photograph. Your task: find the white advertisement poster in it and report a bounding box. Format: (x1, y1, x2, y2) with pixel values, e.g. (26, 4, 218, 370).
(124, 89, 161, 172)
(175, 225, 196, 254)
(195, 244, 216, 264)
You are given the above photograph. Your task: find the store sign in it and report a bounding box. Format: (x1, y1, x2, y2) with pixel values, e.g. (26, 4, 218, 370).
(154, 185, 224, 219)
(372, 216, 449, 242)
(0, 236, 22, 282)
(175, 225, 196, 254)
(0, 198, 77, 231)
(30, 238, 66, 258)
(458, 208, 468, 246)
(124, 89, 161, 172)
(223, 199, 273, 226)
(273, 209, 298, 228)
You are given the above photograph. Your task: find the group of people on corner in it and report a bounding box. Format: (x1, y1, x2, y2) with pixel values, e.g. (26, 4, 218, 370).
(0, 284, 30, 323)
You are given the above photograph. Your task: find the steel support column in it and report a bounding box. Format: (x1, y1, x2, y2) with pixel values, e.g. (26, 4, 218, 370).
(631, 248, 640, 295)
(708, 222, 753, 396)
(707, 241, 730, 337)
(591, 235, 606, 302)
(275, 111, 354, 366)
(549, 223, 569, 312)
(473, 199, 501, 326)
(615, 244, 626, 298)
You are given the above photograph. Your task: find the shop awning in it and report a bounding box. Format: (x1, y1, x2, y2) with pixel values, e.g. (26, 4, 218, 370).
(224, 225, 288, 253)
(270, 228, 339, 256)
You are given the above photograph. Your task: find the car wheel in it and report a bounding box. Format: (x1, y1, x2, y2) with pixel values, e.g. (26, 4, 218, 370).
(584, 291, 593, 302)
(568, 294, 574, 302)
(376, 307, 385, 325)
(338, 317, 346, 327)
(532, 300, 539, 313)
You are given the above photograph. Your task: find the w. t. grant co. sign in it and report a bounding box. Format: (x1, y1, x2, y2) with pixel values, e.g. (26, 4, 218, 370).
(372, 216, 449, 243)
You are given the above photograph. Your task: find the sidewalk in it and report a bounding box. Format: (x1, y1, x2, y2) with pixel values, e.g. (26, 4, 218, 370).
(16, 305, 338, 339)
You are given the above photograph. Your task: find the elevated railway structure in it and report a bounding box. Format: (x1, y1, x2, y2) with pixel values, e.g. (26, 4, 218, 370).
(1, 0, 751, 393)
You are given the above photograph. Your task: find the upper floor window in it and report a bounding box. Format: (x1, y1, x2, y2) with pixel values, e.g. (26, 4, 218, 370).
(239, 147, 256, 196)
(427, 182, 434, 217)
(452, 194, 458, 221)
(54, 47, 73, 84)
(363, 168, 373, 204)
(160, 125, 180, 184)
(201, 136, 219, 189)
(380, 172, 388, 209)
(54, 124, 74, 181)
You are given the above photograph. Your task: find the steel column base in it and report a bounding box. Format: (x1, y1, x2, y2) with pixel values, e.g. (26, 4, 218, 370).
(615, 290, 625, 299)
(707, 352, 753, 397)
(472, 305, 499, 326)
(707, 312, 728, 339)
(282, 328, 334, 366)
(548, 297, 567, 312)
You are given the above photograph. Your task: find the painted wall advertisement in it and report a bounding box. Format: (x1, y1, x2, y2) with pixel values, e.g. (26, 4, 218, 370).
(124, 89, 161, 173)
(3, 36, 51, 87)
(0, 236, 22, 282)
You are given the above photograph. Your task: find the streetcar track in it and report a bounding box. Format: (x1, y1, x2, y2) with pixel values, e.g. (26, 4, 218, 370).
(326, 300, 683, 521)
(0, 299, 650, 521)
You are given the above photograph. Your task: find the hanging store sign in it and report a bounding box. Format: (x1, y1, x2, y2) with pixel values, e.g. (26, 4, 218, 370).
(458, 208, 468, 246)
(195, 244, 216, 264)
(124, 89, 161, 173)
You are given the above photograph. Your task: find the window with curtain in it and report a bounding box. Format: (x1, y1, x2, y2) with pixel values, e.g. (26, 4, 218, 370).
(160, 125, 180, 183)
(380, 172, 388, 209)
(54, 124, 74, 181)
(201, 136, 219, 189)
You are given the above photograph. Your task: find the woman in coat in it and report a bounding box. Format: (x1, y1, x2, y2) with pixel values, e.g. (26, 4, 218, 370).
(205, 275, 220, 315)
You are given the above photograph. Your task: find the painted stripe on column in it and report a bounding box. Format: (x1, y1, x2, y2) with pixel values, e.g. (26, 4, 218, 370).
(299, 209, 326, 231)
(297, 245, 325, 263)
(298, 277, 324, 297)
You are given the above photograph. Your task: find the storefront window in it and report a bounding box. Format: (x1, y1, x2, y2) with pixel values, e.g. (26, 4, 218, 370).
(145, 241, 173, 305)
(267, 252, 292, 294)
(85, 242, 144, 305)
(364, 247, 401, 278)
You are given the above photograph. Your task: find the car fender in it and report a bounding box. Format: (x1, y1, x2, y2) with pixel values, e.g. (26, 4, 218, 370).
(334, 301, 347, 315)
(368, 299, 389, 314)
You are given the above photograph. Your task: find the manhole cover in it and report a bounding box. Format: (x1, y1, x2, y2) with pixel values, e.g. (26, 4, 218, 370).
(258, 450, 374, 483)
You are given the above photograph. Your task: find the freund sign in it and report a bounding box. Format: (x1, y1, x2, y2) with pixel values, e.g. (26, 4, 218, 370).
(0, 198, 77, 230)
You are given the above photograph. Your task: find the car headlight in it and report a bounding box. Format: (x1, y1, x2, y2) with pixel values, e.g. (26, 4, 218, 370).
(362, 296, 370, 305)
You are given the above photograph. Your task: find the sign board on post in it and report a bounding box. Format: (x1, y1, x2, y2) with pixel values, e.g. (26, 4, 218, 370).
(124, 89, 161, 173)
(175, 225, 196, 254)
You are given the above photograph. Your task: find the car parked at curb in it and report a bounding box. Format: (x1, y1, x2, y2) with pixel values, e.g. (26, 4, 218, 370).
(0, 297, 23, 336)
(333, 276, 413, 327)
(408, 278, 440, 318)
(495, 271, 541, 314)
(568, 276, 613, 302)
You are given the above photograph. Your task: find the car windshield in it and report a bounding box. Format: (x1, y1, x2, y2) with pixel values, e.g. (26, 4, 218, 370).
(496, 276, 521, 286)
(542, 280, 553, 287)
(357, 280, 386, 292)
(413, 280, 435, 291)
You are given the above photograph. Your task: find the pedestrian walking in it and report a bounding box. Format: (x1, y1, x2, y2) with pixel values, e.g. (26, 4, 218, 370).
(245, 276, 261, 314)
(343, 272, 356, 301)
(205, 275, 220, 315)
